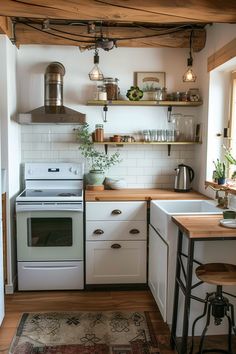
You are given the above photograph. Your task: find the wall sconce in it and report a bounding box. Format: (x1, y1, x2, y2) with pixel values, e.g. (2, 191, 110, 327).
(88, 48, 104, 81)
(183, 31, 197, 83)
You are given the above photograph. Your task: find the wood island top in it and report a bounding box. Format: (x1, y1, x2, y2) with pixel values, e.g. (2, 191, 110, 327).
(172, 215, 236, 239)
(85, 188, 209, 201)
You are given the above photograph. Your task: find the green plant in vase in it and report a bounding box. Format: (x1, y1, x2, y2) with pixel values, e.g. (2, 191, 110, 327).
(76, 123, 121, 185)
(213, 159, 226, 185)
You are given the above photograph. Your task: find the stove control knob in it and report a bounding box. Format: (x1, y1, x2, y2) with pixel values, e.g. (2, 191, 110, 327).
(75, 169, 79, 175)
(27, 169, 33, 175)
(69, 167, 73, 172)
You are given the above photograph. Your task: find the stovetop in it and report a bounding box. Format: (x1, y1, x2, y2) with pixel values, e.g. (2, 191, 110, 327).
(16, 188, 83, 202)
(19, 189, 83, 198)
(16, 162, 84, 203)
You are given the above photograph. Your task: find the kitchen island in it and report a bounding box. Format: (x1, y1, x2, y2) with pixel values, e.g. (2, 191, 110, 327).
(170, 215, 236, 354)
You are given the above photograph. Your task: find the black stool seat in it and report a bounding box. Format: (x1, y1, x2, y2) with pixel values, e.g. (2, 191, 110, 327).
(196, 263, 236, 286)
(190, 263, 236, 354)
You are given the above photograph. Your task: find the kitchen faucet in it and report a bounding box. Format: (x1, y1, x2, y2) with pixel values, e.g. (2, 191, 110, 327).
(205, 184, 229, 209)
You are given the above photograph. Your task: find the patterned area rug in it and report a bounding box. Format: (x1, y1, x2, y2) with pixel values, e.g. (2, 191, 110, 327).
(9, 311, 159, 353)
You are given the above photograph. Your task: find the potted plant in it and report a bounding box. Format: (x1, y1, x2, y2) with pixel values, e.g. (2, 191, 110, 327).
(224, 146, 236, 180)
(213, 159, 226, 185)
(76, 123, 121, 185)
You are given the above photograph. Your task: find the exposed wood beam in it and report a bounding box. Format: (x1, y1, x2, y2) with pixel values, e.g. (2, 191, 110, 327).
(0, 16, 13, 38)
(0, 0, 236, 24)
(14, 23, 206, 51)
(208, 38, 236, 72)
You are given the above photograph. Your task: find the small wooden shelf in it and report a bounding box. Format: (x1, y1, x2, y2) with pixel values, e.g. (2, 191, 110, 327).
(94, 141, 201, 145)
(87, 100, 203, 107)
(95, 141, 201, 156)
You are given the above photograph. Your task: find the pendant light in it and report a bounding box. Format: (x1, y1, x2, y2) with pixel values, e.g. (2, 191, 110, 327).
(88, 48, 104, 81)
(183, 31, 197, 83)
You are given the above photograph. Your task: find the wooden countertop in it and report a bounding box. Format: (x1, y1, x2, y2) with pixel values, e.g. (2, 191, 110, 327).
(85, 188, 209, 201)
(172, 215, 236, 239)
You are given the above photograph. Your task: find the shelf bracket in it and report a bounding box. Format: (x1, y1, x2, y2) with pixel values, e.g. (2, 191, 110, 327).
(103, 104, 108, 123)
(168, 144, 171, 156)
(167, 106, 172, 123)
(104, 144, 108, 154)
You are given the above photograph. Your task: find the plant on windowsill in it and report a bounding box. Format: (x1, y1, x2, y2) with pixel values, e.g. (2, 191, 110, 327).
(76, 123, 121, 185)
(224, 146, 236, 180)
(213, 159, 226, 185)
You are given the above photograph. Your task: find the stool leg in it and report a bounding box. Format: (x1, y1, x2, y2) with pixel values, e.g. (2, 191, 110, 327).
(189, 294, 210, 354)
(198, 302, 212, 354)
(226, 314, 233, 354)
(229, 303, 236, 336)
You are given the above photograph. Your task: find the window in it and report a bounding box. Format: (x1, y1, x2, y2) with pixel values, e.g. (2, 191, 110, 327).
(228, 71, 236, 178)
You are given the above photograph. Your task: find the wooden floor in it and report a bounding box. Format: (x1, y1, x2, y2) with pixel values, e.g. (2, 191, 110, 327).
(0, 289, 173, 354)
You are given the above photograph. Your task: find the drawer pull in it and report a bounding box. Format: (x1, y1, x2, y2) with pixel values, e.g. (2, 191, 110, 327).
(111, 243, 121, 249)
(129, 229, 140, 234)
(111, 209, 122, 215)
(93, 229, 104, 235)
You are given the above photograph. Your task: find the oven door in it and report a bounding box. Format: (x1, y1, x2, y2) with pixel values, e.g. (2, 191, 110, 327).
(16, 204, 83, 262)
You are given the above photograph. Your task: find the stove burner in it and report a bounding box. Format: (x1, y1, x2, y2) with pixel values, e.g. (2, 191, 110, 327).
(58, 192, 77, 197)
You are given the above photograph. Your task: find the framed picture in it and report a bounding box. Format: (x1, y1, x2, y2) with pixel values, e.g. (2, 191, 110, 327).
(135, 71, 166, 92)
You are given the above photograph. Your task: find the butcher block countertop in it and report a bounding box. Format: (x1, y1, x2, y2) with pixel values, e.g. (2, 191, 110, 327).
(85, 188, 209, 201)
(171, 215, 236, 239)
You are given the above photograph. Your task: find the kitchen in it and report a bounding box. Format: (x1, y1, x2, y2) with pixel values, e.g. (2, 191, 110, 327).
(1, 1, 236, 353)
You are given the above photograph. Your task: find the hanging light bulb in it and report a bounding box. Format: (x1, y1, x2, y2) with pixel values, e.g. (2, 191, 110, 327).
(88, 48, 104, 81)
(183, 31, 197, 83)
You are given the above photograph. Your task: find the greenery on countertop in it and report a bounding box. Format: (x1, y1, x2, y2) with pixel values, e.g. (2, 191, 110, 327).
(76, 123, 121, 173)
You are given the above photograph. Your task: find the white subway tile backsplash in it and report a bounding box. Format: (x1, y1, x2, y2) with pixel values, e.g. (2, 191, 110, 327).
(21, 127, 196, 187)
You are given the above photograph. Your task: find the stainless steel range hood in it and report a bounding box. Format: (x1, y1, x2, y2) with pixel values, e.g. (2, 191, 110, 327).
(18, 62, 86, 124)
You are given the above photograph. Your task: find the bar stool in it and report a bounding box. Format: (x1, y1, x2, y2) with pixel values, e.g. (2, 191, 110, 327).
(190, 263, 236, 354)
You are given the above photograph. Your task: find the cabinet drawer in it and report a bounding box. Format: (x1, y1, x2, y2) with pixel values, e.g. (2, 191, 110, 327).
(86, 221, 146, 241)
(86, 240, 147, 284)
(86, 202, 146, 221)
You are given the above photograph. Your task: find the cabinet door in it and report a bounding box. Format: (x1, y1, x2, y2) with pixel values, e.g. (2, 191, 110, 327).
(148, 225, 168, 321)
(86, 240, 146, 284)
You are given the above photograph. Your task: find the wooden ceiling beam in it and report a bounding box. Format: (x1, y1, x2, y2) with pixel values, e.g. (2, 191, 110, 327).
(0, 0, 236, 24)
(0, 16, 13, 38)
(14, 24, 206, 51)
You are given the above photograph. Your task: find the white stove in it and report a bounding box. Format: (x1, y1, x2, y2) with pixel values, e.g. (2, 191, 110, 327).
(16, 162, 84, 291)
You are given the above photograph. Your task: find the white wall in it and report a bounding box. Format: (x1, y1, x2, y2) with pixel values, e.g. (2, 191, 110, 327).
(17, 46, 201, 188)
(193, 24, 236, 196)
(0, 35, 21, 293)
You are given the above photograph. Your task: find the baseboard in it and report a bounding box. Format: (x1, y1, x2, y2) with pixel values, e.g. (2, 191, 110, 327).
(5, 275, 17, 294)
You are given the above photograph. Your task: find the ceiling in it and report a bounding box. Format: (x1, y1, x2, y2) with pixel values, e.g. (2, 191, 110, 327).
(0, 1, 236, 52)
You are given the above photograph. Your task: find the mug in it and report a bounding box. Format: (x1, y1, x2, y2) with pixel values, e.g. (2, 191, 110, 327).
(223, 210, 236, 219)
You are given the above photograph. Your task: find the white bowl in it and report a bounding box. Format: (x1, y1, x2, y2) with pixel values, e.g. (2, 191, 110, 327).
(109, 179, 127, 189)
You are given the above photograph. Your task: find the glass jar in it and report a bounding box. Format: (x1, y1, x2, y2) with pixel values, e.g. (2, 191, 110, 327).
(95, 124, 104, 142)
(97, 85, 107, 101)
(103, 77, 119, 100)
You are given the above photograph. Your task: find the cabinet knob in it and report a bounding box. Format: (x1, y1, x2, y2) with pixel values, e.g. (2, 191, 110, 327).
(129, 229, 140, 234)
(111, 209, 122, 215)
(111, 243, 121, 249)
(93, 229, 104, 235)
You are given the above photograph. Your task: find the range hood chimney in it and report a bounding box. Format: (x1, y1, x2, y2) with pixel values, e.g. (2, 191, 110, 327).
(18, 62, 86, 124)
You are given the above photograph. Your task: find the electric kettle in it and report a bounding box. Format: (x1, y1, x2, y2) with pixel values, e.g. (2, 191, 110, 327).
(174, 164, 195, 192)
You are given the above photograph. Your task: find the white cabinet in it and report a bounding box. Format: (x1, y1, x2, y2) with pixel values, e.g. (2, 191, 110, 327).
(86, 201, 147, 284)
(148, 224, 168, 321)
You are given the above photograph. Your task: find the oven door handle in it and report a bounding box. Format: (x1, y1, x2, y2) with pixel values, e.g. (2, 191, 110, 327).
(16, 205, 83, 212)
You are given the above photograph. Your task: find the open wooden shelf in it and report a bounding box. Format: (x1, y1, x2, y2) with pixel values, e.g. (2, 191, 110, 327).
(94, 141, 201, 145)
(95, 141, 201, 156)
(87, 100, 203, 107)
